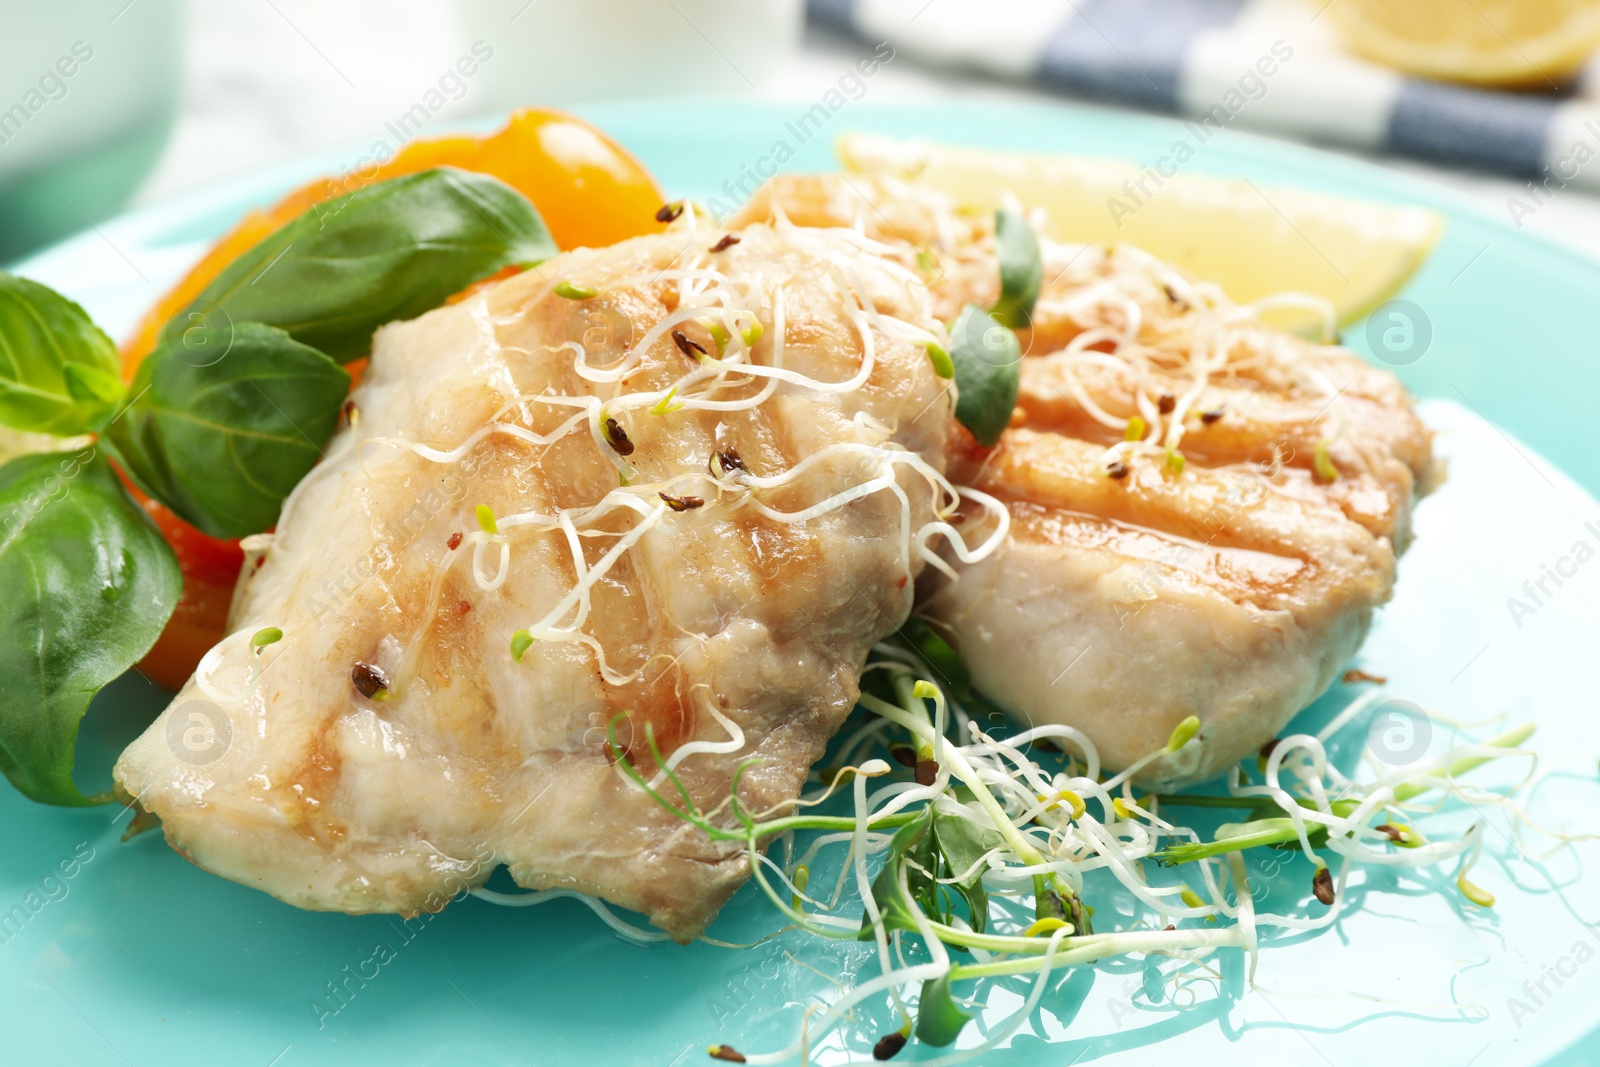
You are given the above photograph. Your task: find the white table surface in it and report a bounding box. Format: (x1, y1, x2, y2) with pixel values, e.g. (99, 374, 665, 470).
(135, 0, 1600, 263)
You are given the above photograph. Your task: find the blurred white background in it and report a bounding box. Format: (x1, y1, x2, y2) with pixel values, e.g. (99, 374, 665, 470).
(9, 0, 1600, 260)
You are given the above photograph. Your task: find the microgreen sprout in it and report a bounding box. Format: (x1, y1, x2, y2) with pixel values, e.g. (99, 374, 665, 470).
(583, 627, 1577, 1064)
(250, 627, 282, 652)
(1457, 870, 1495, 908)
(1166, 715, 1201, 752)
(1125, 415, 1147, 442)
(699, 318, 730, 354)
(1061, 789, 1086, 819)
(791, 864, 810, 910)
(740, 320, 763, 349)
(649, 386, 686, 415)
(554, 281, 597, 300)
(1313, 441, 1340, 483)
(924, 341, 955, 380)
(1022, 917, 1070, 938)
(1166, 449, 1186, 474)
(476, 504, 498, 536)
(509, 629, 533, 663)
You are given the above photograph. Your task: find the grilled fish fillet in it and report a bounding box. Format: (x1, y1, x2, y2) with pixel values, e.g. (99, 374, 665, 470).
(736, 175, 1442, 783)
(115, 222, 956, 939)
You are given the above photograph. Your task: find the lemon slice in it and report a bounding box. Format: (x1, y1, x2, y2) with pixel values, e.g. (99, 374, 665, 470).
(838, 133, 1443, 336)
(1330, 0, 1600, 88)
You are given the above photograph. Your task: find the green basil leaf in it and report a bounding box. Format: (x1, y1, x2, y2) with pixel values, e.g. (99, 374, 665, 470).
(948, 304, 1020, 448)
(106, 322, 350, 539)
(0, 273, 124, 435)
(915, 971, 974, 1048)
(178, 168, 557, 363)
(990, 208, 1042, 330)
(0, 448, 180, 805)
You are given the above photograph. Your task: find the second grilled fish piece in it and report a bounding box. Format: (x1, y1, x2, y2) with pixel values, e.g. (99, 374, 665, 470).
(737, 174, 1441, 783)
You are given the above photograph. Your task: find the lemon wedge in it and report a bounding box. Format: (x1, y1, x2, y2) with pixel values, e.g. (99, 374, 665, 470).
(1330, 0, 1600, 89)
(838, 133, 1443, 336)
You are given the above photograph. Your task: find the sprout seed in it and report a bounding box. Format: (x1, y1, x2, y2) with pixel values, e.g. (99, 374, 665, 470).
(672, 329, 707, 359)
(659, 492, 704, 512)
(604, 417, 634, 456)
(1312, 865, 1335, 905)
(351, 661, 390, 699)
(710, 448, 746, 478)
(873, 1030, 908, 1060)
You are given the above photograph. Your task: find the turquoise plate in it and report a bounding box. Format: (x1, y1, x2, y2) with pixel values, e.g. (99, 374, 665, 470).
(6, 99, 1600, 1066)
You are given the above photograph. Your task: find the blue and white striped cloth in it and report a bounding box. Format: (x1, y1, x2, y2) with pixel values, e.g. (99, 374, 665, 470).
(809, 0, 1600, 203)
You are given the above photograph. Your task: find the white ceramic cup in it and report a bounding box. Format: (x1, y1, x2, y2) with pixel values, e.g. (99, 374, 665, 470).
(0, 0, 183, 261)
